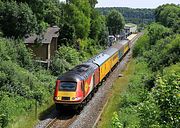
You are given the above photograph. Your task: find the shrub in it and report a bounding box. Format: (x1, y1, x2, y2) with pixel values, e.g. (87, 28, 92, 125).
(153, 63, 180, 127)
(112, 112, 122, 128)
(0, 38, 33, 70)
(132, 33, 150, 57)
(51, 46, 81, 76)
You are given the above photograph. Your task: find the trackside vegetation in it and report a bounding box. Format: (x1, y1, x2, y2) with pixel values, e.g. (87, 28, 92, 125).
(0, 38, 56, 128)
(104, 4, 180, 128)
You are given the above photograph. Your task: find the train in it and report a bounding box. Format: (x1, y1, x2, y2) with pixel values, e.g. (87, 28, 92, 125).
(53, 39, 131, 110)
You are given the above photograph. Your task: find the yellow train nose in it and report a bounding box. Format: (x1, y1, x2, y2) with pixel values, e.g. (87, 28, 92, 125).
(57, 91, 76, 101)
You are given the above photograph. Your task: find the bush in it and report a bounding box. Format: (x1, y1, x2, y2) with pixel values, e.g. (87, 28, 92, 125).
(144, 34, 180, 71)
(51, 46, 81, 76)
(111, 112, 122, 128)
(112, 61, 152, 128)
(132, 33, 150, 57)
(0, 38, 33, 70)
(153, 63, 180, 127)
(0, 37, 56, 126)
(0, 60, 55, 126)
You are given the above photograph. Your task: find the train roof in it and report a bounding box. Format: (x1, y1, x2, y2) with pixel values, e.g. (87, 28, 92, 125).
(103, 47, 118, 56)
(118, 39, 129, 46)
(58, 63, 98, 82)
(112, 39, 129, 50)
(90, 53, 110, 66)
(111, 42, 123, 50)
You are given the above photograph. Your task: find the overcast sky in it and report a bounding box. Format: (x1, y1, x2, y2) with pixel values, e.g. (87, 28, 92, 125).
(96, 0, 180, 8)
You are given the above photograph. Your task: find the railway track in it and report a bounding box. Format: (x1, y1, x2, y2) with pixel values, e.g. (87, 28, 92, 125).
(44, 112, 77, 128)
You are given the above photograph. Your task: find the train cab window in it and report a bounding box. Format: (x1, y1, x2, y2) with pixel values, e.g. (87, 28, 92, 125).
(59, 82, 77, 91)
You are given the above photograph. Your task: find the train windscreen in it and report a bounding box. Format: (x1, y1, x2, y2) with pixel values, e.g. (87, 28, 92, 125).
(59, 82, 77, 91)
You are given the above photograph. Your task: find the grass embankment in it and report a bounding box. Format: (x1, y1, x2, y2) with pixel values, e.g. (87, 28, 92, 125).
(97, 59, 135, 128)
(10, 99, 54, 128)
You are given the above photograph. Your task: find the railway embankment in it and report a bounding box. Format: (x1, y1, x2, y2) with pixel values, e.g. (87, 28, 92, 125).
(96, 59, 135, 128)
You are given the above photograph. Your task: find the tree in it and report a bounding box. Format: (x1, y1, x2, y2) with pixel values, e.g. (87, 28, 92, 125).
(58, 23, 75, 46)
(51, 46, 80, 75)
(155, 4, 180, 33)
(139, 64, 180, 127)
(63, 0, 91, 39)
(14, 0, 61, 26)
(106, 9, 125, 35)
(0, 1, 37, 38)
(88, 0, 98, 8)
(152, 64, 180, 127)
(89, 10, 105, 40)
(147, 23, 171, 45)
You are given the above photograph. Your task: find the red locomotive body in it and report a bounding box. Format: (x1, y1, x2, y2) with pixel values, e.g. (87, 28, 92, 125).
(54, 63, 99, 109)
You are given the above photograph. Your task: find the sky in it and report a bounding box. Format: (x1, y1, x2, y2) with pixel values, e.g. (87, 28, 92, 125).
(59, 0, 179, 8)
(96, 0, 180, 8)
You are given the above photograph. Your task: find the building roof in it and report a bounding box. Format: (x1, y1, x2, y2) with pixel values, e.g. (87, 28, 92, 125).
(125, 23, 137, 29)
(25, 26, 60, 44)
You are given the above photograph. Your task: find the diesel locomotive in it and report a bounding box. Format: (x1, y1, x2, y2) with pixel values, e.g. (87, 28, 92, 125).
(54, 39, 131, 110)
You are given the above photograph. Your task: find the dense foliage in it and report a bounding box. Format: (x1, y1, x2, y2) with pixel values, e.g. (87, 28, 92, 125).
(51, 46, 81, 76)
(0, 0, 61, 37)
(0, 1, 37, 38)
(155, 4, 180, 33)
(0, 38, 56, 127)
(111, 4, 179, 128)
(58, 0, 108, 47)
(97, 7, 155, 25)
(106, 9, 125, 35)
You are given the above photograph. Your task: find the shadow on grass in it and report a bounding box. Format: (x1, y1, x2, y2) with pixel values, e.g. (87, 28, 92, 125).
(38, 104, 56, 120)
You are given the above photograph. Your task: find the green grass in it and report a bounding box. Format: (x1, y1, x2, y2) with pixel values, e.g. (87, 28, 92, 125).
(97, 60, 135, 128)
(8, 98, 54, 128)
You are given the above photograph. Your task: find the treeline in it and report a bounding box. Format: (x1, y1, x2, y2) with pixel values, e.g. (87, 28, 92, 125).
(112, 4, 180, 128)
(97, 7, 155, 25)
(0, 0, 108, 45)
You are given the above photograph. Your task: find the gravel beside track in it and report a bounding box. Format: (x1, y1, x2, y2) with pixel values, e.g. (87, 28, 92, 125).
(35, 109, 77, 128)
(35, 109, 58, 128)
(48, 114, 77, 128)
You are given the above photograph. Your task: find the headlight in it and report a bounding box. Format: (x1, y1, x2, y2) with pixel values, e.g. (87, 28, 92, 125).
(75, 97, 82, 101)
(72, 97, 82, 101)
(55, 96, 61, 100)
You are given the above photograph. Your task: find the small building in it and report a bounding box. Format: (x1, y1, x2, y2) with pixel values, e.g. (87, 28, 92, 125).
(124, 23, 137, 36)
(25, 26, 60, 68)
(108, 35, 116, 46)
